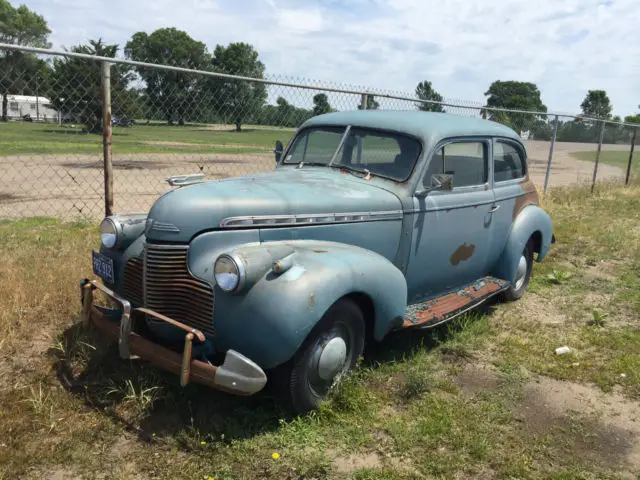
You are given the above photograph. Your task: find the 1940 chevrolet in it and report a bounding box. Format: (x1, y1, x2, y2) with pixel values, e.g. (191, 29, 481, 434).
(81, 110, 553, 413)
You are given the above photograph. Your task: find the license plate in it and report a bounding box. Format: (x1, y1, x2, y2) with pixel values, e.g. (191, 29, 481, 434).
(92, 251, 115, 284)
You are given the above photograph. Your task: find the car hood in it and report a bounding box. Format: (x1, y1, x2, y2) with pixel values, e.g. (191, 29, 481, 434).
(145, 168, 402, 242)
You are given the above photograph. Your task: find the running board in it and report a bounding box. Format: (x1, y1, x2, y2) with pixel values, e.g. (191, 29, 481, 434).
(401, 276, 510, 330)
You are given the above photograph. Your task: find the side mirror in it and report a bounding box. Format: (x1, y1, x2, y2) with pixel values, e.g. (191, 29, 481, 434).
(274, 140, 284, 164)
(415, 174, 454, 197)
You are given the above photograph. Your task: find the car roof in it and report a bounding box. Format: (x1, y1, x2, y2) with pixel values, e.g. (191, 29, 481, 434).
(301, 110, 522, 146)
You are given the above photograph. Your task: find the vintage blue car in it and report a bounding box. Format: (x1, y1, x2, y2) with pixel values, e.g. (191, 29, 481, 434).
(81, 110, 553, 413)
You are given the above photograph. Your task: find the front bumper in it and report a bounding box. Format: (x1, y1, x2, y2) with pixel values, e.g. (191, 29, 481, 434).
(79, 279, 267, 395)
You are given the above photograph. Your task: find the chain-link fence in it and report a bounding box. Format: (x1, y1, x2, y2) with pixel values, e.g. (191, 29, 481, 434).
(1, 43, 639, 220)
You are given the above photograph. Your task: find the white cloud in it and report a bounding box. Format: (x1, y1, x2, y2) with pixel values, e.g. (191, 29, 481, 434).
(16, 0, 640, 116)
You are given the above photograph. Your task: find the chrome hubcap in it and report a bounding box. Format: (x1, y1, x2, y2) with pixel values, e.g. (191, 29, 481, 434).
(307, 328, 350, 396)
(317, 337, 347, 381)
(514, 254, 528, 290)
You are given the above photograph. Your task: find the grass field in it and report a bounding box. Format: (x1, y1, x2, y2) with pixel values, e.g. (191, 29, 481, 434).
(1, 180, 639, 479)
(0, 122, 294, 156)
(571, 149, 638, 173)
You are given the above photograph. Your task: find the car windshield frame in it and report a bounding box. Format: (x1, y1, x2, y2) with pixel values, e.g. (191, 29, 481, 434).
(282, 124, 423, 183)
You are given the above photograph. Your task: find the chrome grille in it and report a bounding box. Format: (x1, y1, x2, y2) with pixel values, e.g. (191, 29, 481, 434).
(122, 257, 143, 305)
(143, 245, 215, 336)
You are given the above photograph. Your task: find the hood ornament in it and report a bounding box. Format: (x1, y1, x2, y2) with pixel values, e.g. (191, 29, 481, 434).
(167, 173, 205, 187)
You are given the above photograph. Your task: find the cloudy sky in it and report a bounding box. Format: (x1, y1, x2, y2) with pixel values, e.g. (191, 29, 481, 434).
(17, 0, 640, 116)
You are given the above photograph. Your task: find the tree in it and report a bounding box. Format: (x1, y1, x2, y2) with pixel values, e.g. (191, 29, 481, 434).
(209, 42, 267, 132)
(125, 28, 209, 125)
(276, 96, 294, 126)
(484, 80, 547, 132)
(358, 95, 379, 110)
(0, 0, 51, 121)
(49, 39, 132, 132)
(580, 90, 612, 119)
(415, 80, 444, 112)
(312, 93, 332, 116)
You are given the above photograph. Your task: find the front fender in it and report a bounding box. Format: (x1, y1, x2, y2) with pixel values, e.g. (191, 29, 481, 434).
(200, 240, 407, 370)
(491, 205, 553, 284)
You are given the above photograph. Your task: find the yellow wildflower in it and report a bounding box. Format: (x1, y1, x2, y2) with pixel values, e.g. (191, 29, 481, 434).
(272, 452, 280, 460)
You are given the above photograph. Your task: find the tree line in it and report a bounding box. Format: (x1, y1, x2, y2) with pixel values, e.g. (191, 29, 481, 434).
(1, 0, 639, 143)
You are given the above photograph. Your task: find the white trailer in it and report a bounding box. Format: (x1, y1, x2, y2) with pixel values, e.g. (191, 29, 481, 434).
(6, 94, 60, 122)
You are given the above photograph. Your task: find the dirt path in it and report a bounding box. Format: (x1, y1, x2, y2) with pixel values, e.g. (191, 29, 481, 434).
(456, 364, 640, 478)
(0, 141, 629, 219)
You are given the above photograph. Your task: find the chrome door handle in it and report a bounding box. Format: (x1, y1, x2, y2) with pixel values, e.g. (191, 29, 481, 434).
(489, 204, 500, 213)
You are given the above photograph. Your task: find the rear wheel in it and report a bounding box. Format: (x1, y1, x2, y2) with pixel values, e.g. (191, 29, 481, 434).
(287, 298, 365, 414)
(502, 239, 534, 301)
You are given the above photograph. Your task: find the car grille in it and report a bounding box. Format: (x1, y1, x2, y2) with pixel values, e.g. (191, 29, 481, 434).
(122, 245, 215, 336)
(123, 257, 143, 305)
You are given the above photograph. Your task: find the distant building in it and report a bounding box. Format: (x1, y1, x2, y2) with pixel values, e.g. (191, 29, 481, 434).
(6, 95, 60, 122)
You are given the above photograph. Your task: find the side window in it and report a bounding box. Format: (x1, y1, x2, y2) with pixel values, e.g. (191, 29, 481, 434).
(423, 141, 487, 188)
(423, 146, 445, 186)
(494, 141, 525, 182)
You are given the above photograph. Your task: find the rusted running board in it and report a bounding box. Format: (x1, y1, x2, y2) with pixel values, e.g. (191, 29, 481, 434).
(402, 276, 509, 329)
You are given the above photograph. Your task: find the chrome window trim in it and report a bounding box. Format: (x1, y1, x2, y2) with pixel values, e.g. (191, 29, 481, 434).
(219, 210, 403, 229)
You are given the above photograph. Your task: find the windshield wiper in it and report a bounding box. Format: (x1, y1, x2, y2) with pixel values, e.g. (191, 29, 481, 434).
(330, 164, 372, 180)
(292, 161, 331, 169)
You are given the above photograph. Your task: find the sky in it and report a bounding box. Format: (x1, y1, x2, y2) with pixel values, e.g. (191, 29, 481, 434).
(15, 0, 640, 117)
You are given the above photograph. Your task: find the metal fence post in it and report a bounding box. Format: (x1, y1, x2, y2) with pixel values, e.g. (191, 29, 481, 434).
(101, 61, 114, 216)
(360, 93, 368, 110)
(625, 128, 637, 186)
(590, 121, 606, 193)
(543, 115, 559, 194)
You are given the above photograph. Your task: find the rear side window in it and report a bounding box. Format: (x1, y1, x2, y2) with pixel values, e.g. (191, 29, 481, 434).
(423, 141, 487, 188)
(494, 141, 525, 182)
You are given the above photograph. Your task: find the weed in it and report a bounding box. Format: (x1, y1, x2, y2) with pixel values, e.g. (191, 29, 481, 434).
(399, 366, 431, 400)
(546, 269, 573, 284)
(588, 309, 608, 327)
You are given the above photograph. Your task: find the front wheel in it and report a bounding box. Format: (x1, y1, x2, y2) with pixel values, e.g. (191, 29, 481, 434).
(287, 298, 365, 414)
(502, 239, 534, 301)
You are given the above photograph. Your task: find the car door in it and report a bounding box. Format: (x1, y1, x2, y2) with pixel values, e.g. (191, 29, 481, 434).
(404, 138, 498, 303)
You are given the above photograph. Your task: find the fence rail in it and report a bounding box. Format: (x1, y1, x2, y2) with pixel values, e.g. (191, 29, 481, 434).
(1, 43, 638, 219)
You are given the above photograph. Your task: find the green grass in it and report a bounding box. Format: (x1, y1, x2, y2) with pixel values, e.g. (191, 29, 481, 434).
(571, 149, 638, 172)
(1, 182, 640, 478)
(0, 121, 295, 156)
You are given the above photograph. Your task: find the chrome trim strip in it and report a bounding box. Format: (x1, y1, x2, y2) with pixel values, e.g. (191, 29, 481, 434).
(219, 210, 404, 228)
(143, 243, 190, 249)
(328, 125, 351, 166)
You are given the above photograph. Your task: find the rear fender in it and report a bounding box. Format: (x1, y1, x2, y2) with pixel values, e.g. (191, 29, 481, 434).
(195, 240, 407, 369)
(491, 205, 553, 284)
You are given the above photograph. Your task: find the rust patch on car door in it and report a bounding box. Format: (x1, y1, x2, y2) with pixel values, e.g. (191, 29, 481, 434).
(513, 175, 540, 220)
(450, 242, 476, 265)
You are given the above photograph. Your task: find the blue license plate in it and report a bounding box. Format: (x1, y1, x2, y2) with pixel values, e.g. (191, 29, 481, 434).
(92, 251, 115, 284)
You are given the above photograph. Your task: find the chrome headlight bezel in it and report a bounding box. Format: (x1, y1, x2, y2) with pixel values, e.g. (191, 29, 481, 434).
(100, 217, 120, 249)
(214, 253, 245, 293)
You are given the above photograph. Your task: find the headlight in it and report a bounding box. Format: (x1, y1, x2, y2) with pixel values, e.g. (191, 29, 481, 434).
(214, 254, 244, 292)
(100, 217, 118, 248)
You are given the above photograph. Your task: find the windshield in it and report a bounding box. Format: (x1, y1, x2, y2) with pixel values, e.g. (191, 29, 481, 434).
(283, 126, 422, 182)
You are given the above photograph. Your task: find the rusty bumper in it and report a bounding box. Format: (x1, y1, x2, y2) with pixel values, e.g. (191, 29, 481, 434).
(79, 279, 267, 396)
